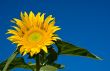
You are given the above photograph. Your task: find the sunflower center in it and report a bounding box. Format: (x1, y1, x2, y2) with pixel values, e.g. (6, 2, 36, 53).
(28, 32, 42, 42)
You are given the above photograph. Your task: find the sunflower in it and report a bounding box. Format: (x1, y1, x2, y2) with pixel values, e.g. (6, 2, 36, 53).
(7, 11, 61, 56)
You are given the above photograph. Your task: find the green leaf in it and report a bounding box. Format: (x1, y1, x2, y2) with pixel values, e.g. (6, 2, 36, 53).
(0, 57, 34, 70)
(55, 40, 101, 60)
(2, 49, 19, 71)
(46, 46, 58, 64)
(40, 65, 58, 71)
(51, 63, 64, 69)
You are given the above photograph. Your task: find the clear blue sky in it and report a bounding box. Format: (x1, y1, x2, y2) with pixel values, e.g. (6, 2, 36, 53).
(0, 0, 110, 71)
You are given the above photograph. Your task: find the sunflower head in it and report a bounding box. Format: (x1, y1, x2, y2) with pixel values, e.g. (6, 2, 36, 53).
(7, 11, 61, 56)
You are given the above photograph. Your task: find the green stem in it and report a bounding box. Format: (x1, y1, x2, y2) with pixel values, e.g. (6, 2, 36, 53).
(2, 49, 19, 71)
(36, 54, 41, 71)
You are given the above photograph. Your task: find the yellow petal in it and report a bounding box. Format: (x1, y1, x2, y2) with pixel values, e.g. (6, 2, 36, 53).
(24, 12, 28, 17)
(23, 12, 31, 28)
(40, 13, 45, 25)
(20, 47, 25, 54)
(12, 26, 20, 32)
(44, 15, 54, 30)
(13, 18, 23, 28)
(22, 51, 27, 56)
(6, 29, 18, 35)
(29, 11, 35, 26)
(7, 35, 21, 42)
(47, 19, 55, 30)
(48, 26, 61, 34)
(42, 46, 48, 53)
(30, 48, 37, 56)
(20, 12, 24, 21)
(36, 12, 41, 27)
(36, 48, 40, 53)
(30, 52, 34, 56)
(11, 26, 23, 36)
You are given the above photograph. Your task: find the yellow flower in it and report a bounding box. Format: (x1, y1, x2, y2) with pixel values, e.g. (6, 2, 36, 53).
(7, 11, 61, 56)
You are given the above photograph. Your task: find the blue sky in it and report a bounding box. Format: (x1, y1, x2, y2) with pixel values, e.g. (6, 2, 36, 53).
(0, 0, 110, 71)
